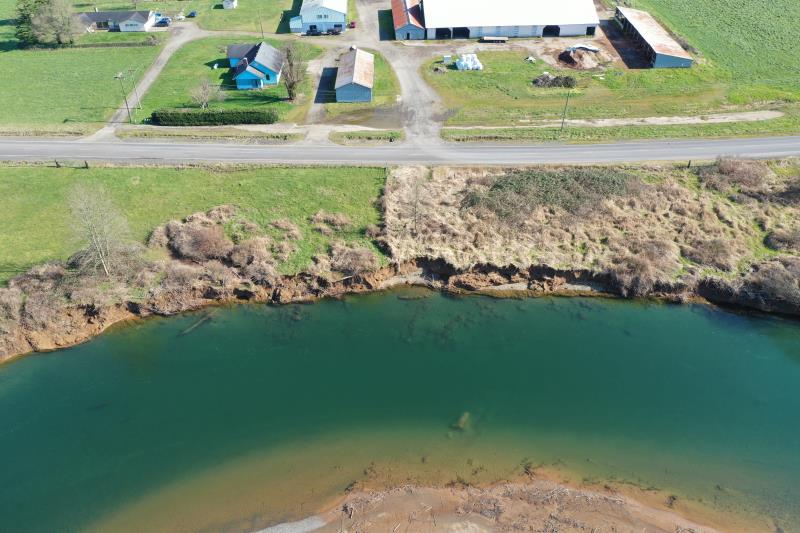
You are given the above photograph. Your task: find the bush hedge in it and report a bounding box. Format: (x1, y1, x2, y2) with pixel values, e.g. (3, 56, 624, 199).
(150, 108, 280, 126)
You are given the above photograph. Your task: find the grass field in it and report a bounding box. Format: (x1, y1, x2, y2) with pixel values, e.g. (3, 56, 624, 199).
(138, 36, 322, 124)
(0, 164, 386, 283)
(0, 0, 162, 133)
(329, 129, 403, 145)
(323, 49, 401, 121)
(619, 0, 800, 103)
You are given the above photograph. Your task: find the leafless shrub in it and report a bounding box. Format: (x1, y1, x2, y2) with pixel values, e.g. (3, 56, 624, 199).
(745, 258, 800, 307)
(765, 228, 800, 252)
(190, 77, 226, 110)
(9, 263, 67, 294)
(608, 239, 679, 297)
(272, 240, 297, 262)
(66, 277, 128, 310)
(170, 225, 233, 262)
(161, 262, 202, 290)
(311, 210, 352, 230)
(682, 238, 737, 271)
(330, 242, 379, 276)
(243, 261, 278, 286)
(229, 237, 272, 268)
(365, 224, 382, 239)
(147, 225, 170, 249)
(0, 287, 23, 333)
(21, 291, 62, 330)
(313, 223, 334, 236)
(271, 219, 302, 240)
(203, 260, 238, 288)
(701, 157, 772, 193)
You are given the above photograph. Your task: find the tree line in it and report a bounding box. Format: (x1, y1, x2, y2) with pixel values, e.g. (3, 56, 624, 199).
(16, 0, 80, 47)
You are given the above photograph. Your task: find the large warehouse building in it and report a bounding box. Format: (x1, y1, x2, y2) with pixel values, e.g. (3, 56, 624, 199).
(395, 0, 599, 40)
(615, 7, 693, 68)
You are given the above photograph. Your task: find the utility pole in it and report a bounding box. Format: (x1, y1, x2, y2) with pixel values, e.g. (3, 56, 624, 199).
(127, 68, 142, 110)
(115, 73, 133, 124)
(259, 11, 264, 39)
(560, 89, 572, 133)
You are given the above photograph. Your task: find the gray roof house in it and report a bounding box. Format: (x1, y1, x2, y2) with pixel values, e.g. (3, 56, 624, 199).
(227, 42, 285, 90)
(76, 10, 156, 32)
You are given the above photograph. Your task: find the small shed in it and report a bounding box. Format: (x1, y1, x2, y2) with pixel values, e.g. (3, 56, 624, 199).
(335, 48, 374, 103)
(615, 7, 693, 68)
(392, 0, 425, 40)
(223, 0, 238, 9)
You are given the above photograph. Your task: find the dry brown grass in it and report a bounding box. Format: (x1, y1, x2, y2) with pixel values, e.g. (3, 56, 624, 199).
(383, 162, 800, 294)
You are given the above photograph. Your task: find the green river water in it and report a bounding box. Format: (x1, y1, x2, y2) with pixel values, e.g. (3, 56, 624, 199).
(1, 291, 800, 532)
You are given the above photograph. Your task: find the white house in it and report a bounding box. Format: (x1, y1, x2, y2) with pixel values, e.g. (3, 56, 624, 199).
(421, 0, 599, 39)
(76, 10, 156, 32)
(289, 0, 347, 34)
(223, 0, 238, 9)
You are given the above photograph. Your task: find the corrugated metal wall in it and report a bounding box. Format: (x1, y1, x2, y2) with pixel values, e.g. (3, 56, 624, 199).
(336, 84, 372, 103)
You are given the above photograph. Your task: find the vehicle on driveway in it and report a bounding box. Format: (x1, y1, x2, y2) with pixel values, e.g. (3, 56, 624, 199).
(305, 29, 322, 36)
(155, 17, 171, 27)
(326, 28, 341, 35)
(188, 11, 198, 17)
(349, 21, 356, 28)
(175, 13, 185, 20)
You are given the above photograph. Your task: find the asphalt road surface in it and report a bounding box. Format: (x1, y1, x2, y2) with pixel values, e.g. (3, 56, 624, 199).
(1, 136, 799, 165)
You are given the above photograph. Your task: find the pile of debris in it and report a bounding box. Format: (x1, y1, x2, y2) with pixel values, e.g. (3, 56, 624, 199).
(533, 72, 577, 88)
(455, 53, 483, 71)
(558, 43, 612, 70)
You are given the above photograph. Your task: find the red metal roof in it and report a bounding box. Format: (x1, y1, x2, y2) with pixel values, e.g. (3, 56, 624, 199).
(391, 0, 424, 30)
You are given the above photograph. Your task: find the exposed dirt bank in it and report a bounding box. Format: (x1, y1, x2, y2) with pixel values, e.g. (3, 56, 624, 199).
(308, 471, 769, 533)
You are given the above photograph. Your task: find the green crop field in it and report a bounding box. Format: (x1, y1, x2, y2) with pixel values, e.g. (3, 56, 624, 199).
(0, 0, 162, 134)
(137, 36, 321, 124)
(0, 164, 386, 282)
(323, 49, 401, 122)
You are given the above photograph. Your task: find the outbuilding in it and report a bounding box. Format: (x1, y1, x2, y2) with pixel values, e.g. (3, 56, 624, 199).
(223, 0, 238, 9)
(615, 7, 693, 68)
(420, 0, 598, 40)
(392, 0, 425, 41)
(227, 42, 284, 90)
(76, 10, 156, 32)
(335, 48, 374, 103)
(289, 0, 347, 34)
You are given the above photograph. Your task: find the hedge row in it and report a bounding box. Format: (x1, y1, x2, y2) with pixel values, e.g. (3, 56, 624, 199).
(150, 108, 280, 126)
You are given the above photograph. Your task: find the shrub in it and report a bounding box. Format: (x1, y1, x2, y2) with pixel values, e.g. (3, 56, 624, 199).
(608, 239, 678, 297)
(463, 168, 632, 221)
(271, 219, 302, 240)
(311, 210, 352, 230)
(765, 228, 800, 252)
(682, 238, 737, 271)
(0, 287, 23, 333)
(21, 291, 61, 330)
(169, 225, 233, 262)
(700, 157, 771, 193)
(150, 108, 279, 126)
(229, 237, 272, 268)
(746, 258, 800, 307)
(330, 243, 378, 276)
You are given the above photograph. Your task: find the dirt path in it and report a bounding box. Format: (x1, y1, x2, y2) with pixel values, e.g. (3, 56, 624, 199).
(445, 110, 786, 129)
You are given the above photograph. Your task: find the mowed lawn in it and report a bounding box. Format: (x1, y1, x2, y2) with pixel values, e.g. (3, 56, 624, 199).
(138, 36, 322, 123)
(425, 52, 731, 125)
(0, 165, 386, 282)
(0, 0, 161, 133)
(323, 48, 401, 121)
(70, 0, 295, 33)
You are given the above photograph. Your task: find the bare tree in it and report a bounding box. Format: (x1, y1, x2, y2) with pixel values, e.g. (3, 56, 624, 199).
(190, 77, 225, 109)
(282, 43, 307, 101)
(68, 184, 134, 278)
(31, 0, 80, 46)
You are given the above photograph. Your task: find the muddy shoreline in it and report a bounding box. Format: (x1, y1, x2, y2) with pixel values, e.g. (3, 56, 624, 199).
(2, 255, 797, 366)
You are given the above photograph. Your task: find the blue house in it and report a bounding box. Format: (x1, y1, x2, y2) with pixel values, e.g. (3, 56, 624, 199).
(227, 42, 284, 90)
(335, 48, 374, 103)
(289, 0, 347, 34)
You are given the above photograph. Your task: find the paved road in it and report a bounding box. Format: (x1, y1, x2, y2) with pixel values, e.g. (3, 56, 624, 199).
(2, 136, 799, 165)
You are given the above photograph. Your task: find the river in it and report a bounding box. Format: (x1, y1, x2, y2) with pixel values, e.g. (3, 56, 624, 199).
(1, 290, 799, 531)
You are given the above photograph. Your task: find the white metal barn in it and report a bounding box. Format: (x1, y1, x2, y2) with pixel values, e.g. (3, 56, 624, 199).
(422, 0, 599, 40)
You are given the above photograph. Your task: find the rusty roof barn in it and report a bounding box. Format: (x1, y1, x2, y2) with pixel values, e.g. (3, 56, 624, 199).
(335, 48, 375, 103)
